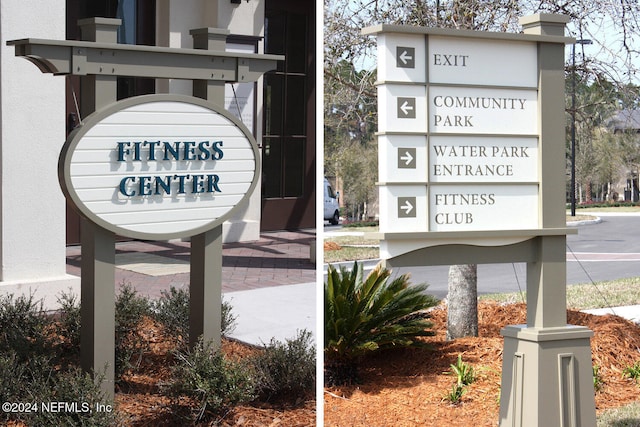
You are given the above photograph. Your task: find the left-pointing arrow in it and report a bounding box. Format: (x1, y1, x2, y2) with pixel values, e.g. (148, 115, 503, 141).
(399, 50, 413, 65)
(400, 101, 414, 115)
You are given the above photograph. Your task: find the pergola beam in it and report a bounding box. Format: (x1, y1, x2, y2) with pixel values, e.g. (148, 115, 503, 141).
(8, 38, 281, 81)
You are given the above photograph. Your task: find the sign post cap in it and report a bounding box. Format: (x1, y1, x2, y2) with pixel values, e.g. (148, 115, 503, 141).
(519, 13, 570, 37)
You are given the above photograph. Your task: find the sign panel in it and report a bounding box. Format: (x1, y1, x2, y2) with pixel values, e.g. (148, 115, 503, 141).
(378, 33, 426, 82)
(396, 46, 416, 68)
(379, 185, 428, 233)
(378, 84, 427, 133)
(429, 136, 538, 183)
(59, 94, 259, 240)
(374, 28, 543, 236)
(429, 86, 538, 134)
(429, 184, 538, 231)
(378, 135, 428, 183)
(398, 147, 417, 169)
(429, 36, 537, 87)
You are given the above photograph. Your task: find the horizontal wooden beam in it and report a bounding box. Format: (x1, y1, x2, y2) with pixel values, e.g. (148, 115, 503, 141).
(7, 38, 281, 82)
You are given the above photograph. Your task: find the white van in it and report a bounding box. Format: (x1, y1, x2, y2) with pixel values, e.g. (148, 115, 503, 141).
(324, 178, 340, 225)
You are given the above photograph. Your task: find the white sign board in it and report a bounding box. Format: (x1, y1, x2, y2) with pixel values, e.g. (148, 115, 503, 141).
(429, 86, 538, 134)
(378, 135, 428, 183)
(429, 184, 538, 231)
(377, 33, 426, 83)
(376, 31, 541, 235)
(378, 84, 427, 133)
(379, 185, 428, 233)
(429, 36, 537, 87)
(59, 94, 259, 240)
(429, 136, 538, 183)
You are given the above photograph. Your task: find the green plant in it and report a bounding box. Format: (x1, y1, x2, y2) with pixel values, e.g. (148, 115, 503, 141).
(0, 351, 119, 426)
(450, 354, 475, 386)
(324, 261, 439, 385)
(168, 338, 256, 422)
(0, 293, 49, 360)
(55, 290, 82, 356)
(623, 361, 640, 383)
(29, 367, 120, 426)
(252, 329, 315, 401)
(152, 286, 190, 346)
(444, 383, 465, 405)
(115, 282, 152, 378)
(151, 286, 237, 348)
(593, 364, 604, 392)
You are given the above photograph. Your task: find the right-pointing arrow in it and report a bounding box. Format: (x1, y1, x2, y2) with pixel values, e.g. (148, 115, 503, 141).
(401, 200, 413, 215)
(400, 151, 414, 165)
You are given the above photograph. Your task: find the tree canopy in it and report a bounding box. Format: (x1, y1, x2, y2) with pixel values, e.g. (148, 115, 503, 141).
(324, 0, 640, 210)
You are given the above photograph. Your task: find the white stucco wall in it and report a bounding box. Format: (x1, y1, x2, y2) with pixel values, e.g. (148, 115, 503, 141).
(156, 0, 266, 243)
(0, 0, 79, 307)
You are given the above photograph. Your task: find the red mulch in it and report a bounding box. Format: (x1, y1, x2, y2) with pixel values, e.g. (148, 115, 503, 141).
(324, 301, 640, 426)
(324, 241, 342, 251)
(114, 318, 316, 426)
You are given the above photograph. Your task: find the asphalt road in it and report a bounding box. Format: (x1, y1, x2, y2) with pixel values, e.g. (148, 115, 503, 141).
(325, 213, 640, 300)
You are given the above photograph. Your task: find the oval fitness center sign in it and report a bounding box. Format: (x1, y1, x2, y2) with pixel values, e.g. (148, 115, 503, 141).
(59, 94, 260, 240)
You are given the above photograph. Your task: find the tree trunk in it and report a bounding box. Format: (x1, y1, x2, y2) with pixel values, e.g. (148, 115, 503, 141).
(446, 264, 478, 340)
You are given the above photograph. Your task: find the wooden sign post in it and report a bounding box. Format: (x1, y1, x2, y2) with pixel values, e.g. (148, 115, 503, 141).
(8, 18, 281, 398)
(364, 14, 597, 427)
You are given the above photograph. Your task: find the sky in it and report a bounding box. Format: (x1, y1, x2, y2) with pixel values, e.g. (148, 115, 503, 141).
(332, 1, 640, 85)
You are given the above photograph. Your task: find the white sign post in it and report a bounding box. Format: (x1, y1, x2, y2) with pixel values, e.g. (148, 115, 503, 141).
(365, 14, 597, 427)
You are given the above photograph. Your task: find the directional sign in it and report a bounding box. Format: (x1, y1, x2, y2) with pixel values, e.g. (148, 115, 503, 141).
(398, 197, 416, 218)
(398, 147, 416, 169)
(396, 46, 415, 68)
(397, 97, 416, 118)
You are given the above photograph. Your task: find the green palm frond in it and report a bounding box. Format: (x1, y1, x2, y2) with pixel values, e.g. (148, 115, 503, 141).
(324, 261, 439, 363)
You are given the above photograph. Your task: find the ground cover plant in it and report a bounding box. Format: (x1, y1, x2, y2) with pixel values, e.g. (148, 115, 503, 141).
(0, 285, 316, 426)
(324, 300, 640, 426)
(325, 261, 439, 385)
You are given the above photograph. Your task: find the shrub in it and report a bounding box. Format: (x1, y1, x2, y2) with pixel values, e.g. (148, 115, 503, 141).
(55, 290, 82, 357)
(29, 367, 120, 426)
(152, 286, 190, 346)
(0, 350, 31, 408)
(252, 329, 316, 401)
(342, 220, 379, 228)
(115, 282, 152, 377)
(0, 293, 49, 360)
(0, 351, 119, 426)
(168, 338, 256, 422)
(152, 286, 237, 349)
(324, 261, 439, 384)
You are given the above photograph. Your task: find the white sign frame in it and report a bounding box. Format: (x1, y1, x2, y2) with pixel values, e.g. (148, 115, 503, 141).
(59, 94, 260, 240)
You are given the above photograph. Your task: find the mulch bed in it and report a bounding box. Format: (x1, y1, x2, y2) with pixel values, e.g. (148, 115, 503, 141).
(115, 318, 316, 426)
(324, 301, 640, 426)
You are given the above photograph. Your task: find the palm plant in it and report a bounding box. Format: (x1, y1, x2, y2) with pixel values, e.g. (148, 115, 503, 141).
(324, 261, 438, 384)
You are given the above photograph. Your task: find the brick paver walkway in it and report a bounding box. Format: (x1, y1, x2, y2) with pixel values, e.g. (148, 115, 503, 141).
(66, 230, 316, 299)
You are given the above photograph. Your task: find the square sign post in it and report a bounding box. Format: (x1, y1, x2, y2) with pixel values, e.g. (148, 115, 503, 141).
(8, 19, 280, 399)
(364, 14, 597, 427)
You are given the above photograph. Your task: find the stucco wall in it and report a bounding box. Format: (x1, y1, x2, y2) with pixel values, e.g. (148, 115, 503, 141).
(0, 0, 79, 306)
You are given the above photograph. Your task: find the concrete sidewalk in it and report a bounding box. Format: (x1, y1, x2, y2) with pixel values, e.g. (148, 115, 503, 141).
(64, 230, 317, 346)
